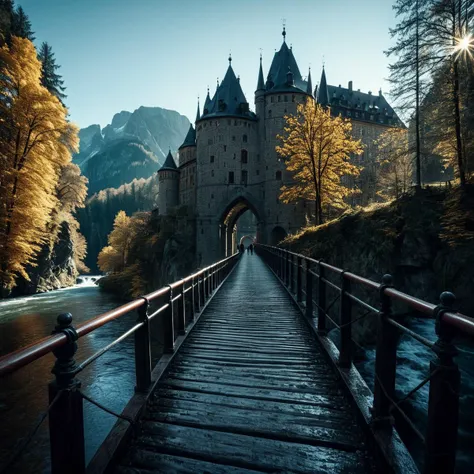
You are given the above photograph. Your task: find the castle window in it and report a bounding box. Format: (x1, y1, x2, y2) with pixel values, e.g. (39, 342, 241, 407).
(256, 169, 260, 175)
(241, 149, 248, 163)
(232, 136, 236, 141)
(284, 96, 288, 102)
(347, 111, 351, 117)
(243, 134, 248, 143)
(292, 95, 295, 102)
(271, 96, 275, 103)
(268, 110, 272, 118)
(211, 194, 214, 199)
(228, 171, 234, 184)
(241, 170, 248, 186)
(210, 155, 214, 163)
(224, 145, 227, 152)
(276, 171, 282, 180)
(278, 95, 281, 102)
(208, 138, 212, 145)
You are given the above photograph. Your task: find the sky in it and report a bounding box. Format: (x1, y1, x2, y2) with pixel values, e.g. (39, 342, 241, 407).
(19, 0, 397, 129)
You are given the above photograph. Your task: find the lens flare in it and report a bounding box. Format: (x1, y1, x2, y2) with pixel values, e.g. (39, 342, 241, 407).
(454, 34, 474, 59)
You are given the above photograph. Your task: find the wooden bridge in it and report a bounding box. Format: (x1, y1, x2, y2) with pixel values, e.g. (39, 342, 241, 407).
(1, 246, 474, 474)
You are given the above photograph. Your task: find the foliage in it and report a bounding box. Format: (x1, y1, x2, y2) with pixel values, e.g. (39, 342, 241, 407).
(276, 100, 362, 225)
(375, 127, 413, 199)
(98, 211, 138, 273)
(0, 37, 79, 292)
(78, 175, 159, 272)
(11, 5, 34, 41)
(38, 42, 66, 103)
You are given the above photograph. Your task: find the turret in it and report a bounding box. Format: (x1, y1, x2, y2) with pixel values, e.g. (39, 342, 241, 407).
(157, 150, 179, 215)
(306, 68, 313, 96)
(317, 67, 329, 107)
(195, 98, 201, 122)
(255, 54, 265, 120)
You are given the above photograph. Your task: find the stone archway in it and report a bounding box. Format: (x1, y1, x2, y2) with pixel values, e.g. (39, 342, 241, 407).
(218, 196, 263, 258)
(239, 235, 256, 248)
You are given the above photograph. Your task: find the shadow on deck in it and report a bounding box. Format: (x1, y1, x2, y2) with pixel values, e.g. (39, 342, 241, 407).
(111, 254, 377, 473)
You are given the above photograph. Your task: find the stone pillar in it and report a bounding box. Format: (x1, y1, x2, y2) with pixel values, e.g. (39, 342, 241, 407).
(219, 224, 227, 259)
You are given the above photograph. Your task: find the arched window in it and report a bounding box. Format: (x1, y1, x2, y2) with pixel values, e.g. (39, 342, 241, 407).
(268, 110, 272, 118)
(243, 134, 248, 143)
(276, 170, 282, 180)
(241, 149, 248, 164)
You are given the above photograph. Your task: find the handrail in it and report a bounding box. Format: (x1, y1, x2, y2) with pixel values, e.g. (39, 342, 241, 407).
(0, 253, 238, 378)
(256, 243, 471, 474)
(257, 243, 474, 337)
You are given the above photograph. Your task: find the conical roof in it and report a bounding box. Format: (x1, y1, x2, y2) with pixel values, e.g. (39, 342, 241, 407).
(179, 124, 196, 150)
(159, 150, 178, 172)
(195, 100, 201, 121)
(265, 41, 309, 94)
(200, 63, 256, 121)
(306, 68, 313, 96)
(317, 67, 329, 106)
(256, 56, 265, 91)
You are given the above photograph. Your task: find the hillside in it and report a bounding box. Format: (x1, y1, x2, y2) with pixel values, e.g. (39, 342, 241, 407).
(283, 186, 474, 324)
(74, 106, 189, 194)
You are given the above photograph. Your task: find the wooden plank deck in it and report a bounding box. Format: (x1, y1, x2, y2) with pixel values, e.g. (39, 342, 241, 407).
(113, 253, 376, 473)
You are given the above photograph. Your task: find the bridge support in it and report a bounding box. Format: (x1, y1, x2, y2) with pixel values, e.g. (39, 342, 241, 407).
(424, 292, 460, 474)
(48, 313, 85, 474)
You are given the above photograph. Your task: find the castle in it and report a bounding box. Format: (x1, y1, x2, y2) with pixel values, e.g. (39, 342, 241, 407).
(157, 29, 402, 266)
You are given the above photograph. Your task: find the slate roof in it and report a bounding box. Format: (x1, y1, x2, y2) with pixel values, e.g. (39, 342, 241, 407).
(159, 150, 178, 171)
(179, 124, 196, 150)
(200, 64, 257, 121)
(257, 57, 265, 91)
(265, 41, 311, 95)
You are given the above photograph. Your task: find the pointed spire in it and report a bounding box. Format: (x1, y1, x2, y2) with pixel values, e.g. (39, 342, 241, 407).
(317, 67, 329, 106)
(159, 150, 178, 171)
(203, 87, 211, 114)
(196, 97, 201, 121)
(306, 68, 313, 96)
(257, 54, 265, 91)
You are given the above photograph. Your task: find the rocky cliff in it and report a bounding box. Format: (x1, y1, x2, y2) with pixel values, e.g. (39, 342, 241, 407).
(12, 221, 78, 296)
(283, 186, 474, 342)
(74, 106, 189, 195)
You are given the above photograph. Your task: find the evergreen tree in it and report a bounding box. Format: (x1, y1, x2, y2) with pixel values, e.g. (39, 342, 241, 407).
(0, 0, 15, 44)
(38, 41, 66, 102)
(11, 5, 34, 41)
(386, 0, 432, 189)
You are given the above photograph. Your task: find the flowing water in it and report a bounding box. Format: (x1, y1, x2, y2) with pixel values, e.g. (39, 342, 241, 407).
(1, 278, 473, 473)
(0, 277, 138, 473)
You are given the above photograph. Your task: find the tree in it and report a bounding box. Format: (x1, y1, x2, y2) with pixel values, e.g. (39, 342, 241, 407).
(0, 0, 14, 44)
(386, 0, 433, 188)
(276, 100, 362, 225)
(0, 37, 78, 293)
(98, 211, 135, 273)
(38, 42, 66, 103)
(375, 127, 413, 199)
(11, 5, 34, 41)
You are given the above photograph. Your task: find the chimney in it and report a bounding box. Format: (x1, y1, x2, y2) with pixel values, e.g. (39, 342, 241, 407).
(368, 90, 372, 96)
(348, 81, 353, 92)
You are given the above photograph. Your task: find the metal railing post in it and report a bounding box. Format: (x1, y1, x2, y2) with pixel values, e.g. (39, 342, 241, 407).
(48, 313, 85, 474)
(134, 298, 152, 391)
(285, 251, 290, 286)
(373, 274, 396, 425)
(305, 260, 313, 318)
(339, 273, 352, 368)
(424, 292, 460, 474)
(290, 254, 295, 293)
(317, 262, 327, 333)
(296, 256, 302, 302)
(163, 287, 175, 353)
(191, 276, 196, 320)
(178, 282, 186, 335)
(199, 272, 206, 307)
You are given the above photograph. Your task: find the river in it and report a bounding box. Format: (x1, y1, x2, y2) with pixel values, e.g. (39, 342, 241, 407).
(0, 278, 138, 473)
(1, 280, 473, 473)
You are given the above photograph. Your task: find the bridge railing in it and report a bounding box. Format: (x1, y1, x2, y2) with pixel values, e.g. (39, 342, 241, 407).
(0, 253, 240, 474)
(256, 243, 474, 474)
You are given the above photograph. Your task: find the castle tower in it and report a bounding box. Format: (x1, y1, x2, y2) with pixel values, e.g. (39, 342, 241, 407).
(157, 150, 179, 215)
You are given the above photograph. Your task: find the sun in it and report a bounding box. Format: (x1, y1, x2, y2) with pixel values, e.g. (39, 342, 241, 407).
(454, 34, 474, 59)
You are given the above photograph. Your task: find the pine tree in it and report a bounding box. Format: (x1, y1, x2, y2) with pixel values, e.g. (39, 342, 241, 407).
(386, 0, 433, 189)
(11, 5, 34, 41)
(0, 37, 78, 293)
(38, 42, 66, 103)
(0, 0, 15, 44)
(276, 100, 362, 225)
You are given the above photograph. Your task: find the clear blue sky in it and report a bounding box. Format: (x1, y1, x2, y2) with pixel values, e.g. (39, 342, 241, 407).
(18, 0, 397, 129)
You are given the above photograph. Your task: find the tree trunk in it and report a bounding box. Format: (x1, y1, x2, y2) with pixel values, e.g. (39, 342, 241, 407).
(415, 0, 422, 188)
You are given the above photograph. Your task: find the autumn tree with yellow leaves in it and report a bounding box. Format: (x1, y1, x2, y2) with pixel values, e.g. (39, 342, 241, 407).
(0, 36, 79, 293)
(375, 127, 413, 200)
(277, 100, 363, 225)
(98, 211, 137, 273)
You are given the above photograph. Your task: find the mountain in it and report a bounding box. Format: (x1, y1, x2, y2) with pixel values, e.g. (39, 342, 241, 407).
(74, 106, 190, 194)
